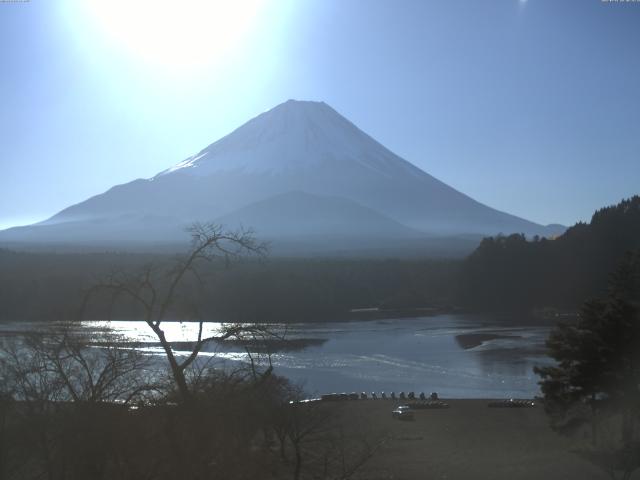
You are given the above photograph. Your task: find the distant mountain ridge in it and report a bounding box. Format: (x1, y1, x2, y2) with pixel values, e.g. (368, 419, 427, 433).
(0, 99, 563, 255)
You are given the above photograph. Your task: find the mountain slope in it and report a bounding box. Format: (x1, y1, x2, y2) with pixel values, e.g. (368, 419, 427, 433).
(215, 191, 422, 239)
(0, 99, 561, 253)
(152, 99, 553, 235)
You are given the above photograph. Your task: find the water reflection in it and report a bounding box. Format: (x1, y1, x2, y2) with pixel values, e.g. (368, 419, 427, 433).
(0, 315, 552, 398)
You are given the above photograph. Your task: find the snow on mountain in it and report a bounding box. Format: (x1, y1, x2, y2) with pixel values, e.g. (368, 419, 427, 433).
(156, 99, 422, 179)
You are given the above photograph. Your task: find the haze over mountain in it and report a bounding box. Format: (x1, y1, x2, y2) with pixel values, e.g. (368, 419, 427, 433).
(0, 100, 563, 255)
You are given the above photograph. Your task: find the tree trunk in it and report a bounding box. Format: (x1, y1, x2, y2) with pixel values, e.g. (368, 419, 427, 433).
(153, 326, 191, 401)
(591, 394, 598, 446)
(293, 442, 302, 480)
(168, 358, 191, 402)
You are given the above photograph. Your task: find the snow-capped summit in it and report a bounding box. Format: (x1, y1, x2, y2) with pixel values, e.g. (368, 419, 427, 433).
(158, 99, 420, 179)
(0, 99, 563, 254)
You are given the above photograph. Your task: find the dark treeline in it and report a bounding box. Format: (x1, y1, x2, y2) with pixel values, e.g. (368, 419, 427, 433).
(1, 196, 638, 322)
(0, 250, 168, 323)
(206, 258, 459, 322)
(0, 251, 460, 323)
(460, 196, 640, 311)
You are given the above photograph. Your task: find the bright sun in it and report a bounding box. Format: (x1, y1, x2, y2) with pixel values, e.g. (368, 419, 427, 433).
(81, 0, 265, 70)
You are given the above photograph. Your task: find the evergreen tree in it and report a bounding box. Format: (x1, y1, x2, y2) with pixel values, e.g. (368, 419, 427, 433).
(535, 251, 640, 479)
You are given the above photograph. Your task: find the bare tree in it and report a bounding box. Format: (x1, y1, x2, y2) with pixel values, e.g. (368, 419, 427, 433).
(0, 327, 157, 480)
(272, 396, 385, 480)
(0, 391, 9, 480)
(81, 223, 268, 402)
(0, 328, 155, 406)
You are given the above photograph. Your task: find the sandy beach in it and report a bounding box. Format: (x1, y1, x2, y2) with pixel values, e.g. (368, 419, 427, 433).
(328, 399, 613, 480)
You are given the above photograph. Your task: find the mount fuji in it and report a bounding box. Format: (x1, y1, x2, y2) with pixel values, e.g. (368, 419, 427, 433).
(0, 100, 563, 255)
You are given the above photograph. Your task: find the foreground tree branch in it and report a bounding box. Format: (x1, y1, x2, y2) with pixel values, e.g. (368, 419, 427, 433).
(81, 223, 269, 401)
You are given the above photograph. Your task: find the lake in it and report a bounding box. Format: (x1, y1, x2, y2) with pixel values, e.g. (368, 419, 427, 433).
(0, 314, 553, 398)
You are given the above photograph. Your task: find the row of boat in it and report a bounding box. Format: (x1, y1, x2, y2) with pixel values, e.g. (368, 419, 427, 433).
(320, 391, 439, 401)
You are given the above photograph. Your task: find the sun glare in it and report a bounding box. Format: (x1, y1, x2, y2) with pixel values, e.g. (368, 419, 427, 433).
(81, 0, 265, 70)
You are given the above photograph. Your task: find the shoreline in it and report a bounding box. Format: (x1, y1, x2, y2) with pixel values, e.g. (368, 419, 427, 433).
(0, 305, 575, 326)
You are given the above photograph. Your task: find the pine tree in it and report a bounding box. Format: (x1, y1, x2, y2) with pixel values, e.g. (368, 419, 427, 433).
(535, 251, 640, 479)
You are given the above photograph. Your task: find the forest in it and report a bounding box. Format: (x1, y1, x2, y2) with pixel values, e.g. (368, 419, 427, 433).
(0, 196, 638, 323)
(0, 250, 460, 323)
(460, 195, 640, 311)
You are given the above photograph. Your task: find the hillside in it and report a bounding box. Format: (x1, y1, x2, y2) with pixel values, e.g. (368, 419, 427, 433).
(460, 196, 640, 311)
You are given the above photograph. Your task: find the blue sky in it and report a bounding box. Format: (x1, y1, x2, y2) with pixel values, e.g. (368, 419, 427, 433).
(1, 0, 639, 229)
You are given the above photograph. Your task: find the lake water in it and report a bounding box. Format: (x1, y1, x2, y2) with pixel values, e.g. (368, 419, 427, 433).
(0, 314, 552, 398)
